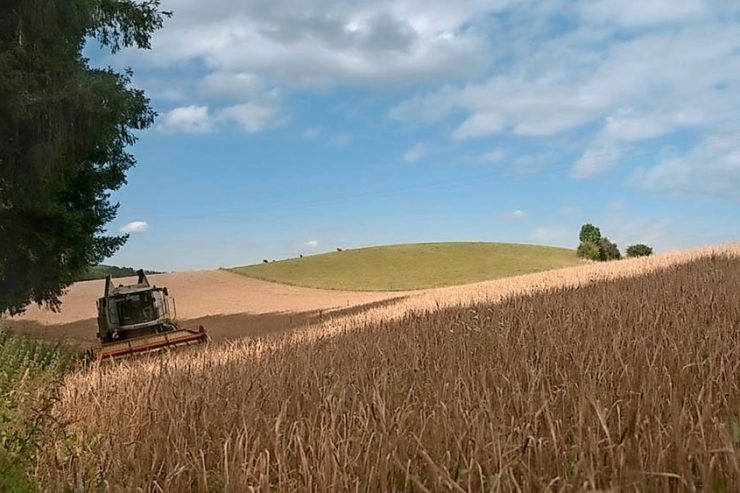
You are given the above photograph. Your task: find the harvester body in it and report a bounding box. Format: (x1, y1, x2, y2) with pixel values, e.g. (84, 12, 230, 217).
(92, 270, 207, 360)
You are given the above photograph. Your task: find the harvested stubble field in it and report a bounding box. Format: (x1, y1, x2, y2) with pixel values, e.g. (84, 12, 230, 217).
(37, 245, 740, 491)
(8, 270, 407, 345)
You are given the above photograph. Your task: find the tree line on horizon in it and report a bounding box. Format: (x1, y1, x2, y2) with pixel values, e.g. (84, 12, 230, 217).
(577, 223, 653, 262)
(74, 265, 163, 282)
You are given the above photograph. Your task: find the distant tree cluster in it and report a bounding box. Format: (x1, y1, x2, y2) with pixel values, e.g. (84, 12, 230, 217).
(74, 265, 162, 282)
(626, 244, 654, 258)
(577, 224, 653, 262)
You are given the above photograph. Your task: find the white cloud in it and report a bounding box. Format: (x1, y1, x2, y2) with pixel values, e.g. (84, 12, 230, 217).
(135, 76, 192, 103)
(635, 131, 740, 200)
(573, 107, 700, 178)
(396, 23, 740, 139)
(572, 143, 628, 178)
(119, 221, 150, 234)
(198, 71, 265, 99)
(600, 108, 678, 143)
(219, 101, 284, 133)
(510, 152, 556, 175)
(158, 97, 284, 135)
(402, 142, 427, 162)
(453, 113, 504, 140)
(134, 1, 740, 198)
(505, 210, 526, 220)
(389, 85, 460, 123)
(392, 9, 740, 186)
(158, 105, 214, 134)
(578, 0, 713, 28)
(117, 0, 499, 89)
(303, 240, 320, 248)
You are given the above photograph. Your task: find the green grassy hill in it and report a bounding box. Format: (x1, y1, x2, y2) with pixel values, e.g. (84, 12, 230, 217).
(229, 242, 580, 291)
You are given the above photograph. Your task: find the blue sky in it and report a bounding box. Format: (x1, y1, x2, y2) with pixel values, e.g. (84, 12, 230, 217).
(99, 0, 740, 271)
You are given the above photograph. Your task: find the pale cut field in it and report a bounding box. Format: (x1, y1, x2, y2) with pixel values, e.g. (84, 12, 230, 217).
(37, 243, 740, 491)
(9, 270, 409, 344)
(15, 270, 408, 324)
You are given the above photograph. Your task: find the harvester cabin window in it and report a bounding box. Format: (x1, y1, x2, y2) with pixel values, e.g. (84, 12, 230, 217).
(115, 293, 156, 326)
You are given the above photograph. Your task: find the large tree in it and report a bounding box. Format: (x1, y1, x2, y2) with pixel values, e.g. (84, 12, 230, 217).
(0, 0, 169, 315)
(578, 223, 601, 244)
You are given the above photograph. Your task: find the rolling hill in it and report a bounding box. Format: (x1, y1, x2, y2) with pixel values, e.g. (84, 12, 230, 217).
(229, 242, 581, 290)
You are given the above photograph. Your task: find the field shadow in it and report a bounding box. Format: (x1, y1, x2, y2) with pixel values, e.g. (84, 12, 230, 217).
(6, 296, 408, 347)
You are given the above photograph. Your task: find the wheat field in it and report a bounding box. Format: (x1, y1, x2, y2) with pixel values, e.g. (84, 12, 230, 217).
(37, 245, 740, 491)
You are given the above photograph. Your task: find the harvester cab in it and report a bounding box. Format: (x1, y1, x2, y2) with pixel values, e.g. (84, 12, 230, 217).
(91, 270, 208, 360)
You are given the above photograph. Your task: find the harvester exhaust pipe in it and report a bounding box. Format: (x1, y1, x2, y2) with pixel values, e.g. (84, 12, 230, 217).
(104, 275, 112, 297)
(137, 269, 150, 286)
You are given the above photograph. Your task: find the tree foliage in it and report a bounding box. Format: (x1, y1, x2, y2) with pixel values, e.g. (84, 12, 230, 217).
(579, 223, 601, 244)
(74, 264, 161, 282)
(577, 224, 621, 262)
(626, 244, 654, 258)
(577, 240, 601, 261)
(0, 0, 169, 315)
(599, 237, 621, 261)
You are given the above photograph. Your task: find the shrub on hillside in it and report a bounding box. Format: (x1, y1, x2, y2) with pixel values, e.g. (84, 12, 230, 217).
(577, 224, 620, 262)
(599, 238, 621, 261)
(627, 244, 653, 257)
(577, 240, 601, 261)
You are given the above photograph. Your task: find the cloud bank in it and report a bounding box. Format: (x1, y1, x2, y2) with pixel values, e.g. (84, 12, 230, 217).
(129, 0, 740, 201)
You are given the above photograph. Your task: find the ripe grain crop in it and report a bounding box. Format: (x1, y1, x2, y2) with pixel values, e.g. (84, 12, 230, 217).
(316, 243, 740, 339)
(37, 245, 740, 491)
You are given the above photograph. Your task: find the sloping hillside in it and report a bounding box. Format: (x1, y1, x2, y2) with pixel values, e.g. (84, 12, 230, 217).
(41, 244, 740, 491)
(230, 242, 580, 290)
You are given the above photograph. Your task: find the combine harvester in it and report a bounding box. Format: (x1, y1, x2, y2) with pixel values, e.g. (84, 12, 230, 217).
(90, 270, 208, 360)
